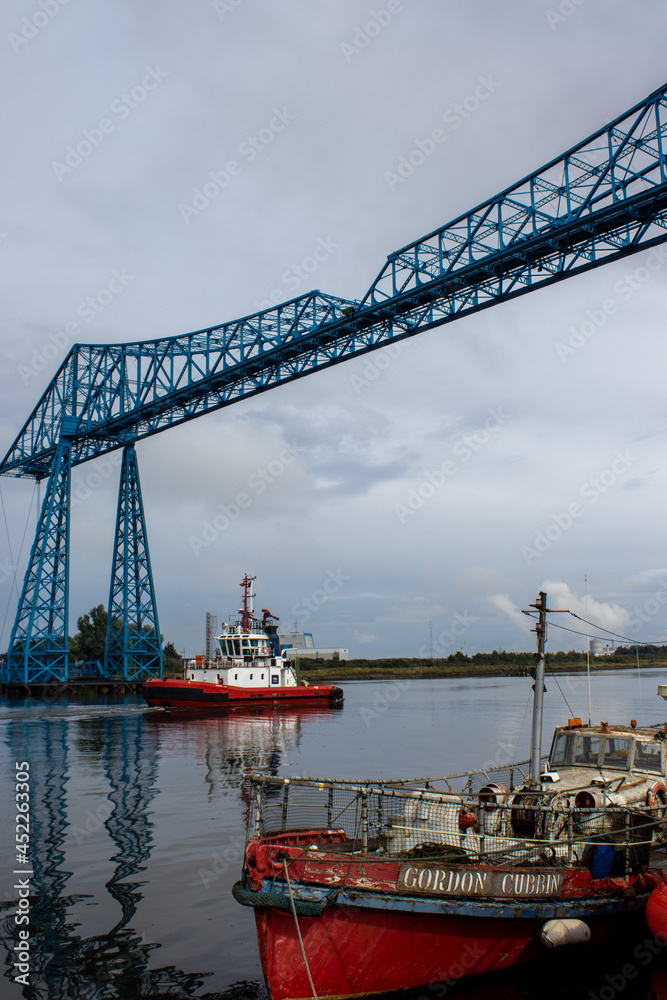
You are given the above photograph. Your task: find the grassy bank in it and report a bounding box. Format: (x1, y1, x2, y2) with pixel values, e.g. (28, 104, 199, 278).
(295, 656, 667, 682)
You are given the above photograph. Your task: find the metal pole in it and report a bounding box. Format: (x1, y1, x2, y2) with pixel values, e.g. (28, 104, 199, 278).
(530, 592, 548, 787)
(567, 804, 573, 864)
(282, 779, 290, 830)
(478, 804, 485, 860)
(361, 790, 368, 853)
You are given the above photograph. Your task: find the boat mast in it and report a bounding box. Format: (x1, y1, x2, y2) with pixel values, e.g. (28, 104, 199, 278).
(240, 575, 256, 632)
(529, 591, 548, 786)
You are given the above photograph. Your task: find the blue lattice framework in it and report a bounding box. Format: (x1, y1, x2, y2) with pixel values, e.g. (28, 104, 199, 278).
(105, 445, 162, 680)
(2, 83, 667, 680)
(5, 433, 72, 682)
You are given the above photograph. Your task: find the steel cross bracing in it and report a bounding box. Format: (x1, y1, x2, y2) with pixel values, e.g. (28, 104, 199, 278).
(3, 83, 667, 481)
(104, 445, 162, 681)
(5, 436, 71, 682)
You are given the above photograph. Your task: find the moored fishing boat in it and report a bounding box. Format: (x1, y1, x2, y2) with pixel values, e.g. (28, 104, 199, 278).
(143, 575, 343, 709)
(233, 592, 667, 999)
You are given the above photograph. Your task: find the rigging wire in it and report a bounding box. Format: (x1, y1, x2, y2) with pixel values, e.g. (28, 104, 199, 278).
(584, 574, 591, 725)
(545, 661, 576, 718)
(511, 684, 533, 763)
(568, 611, 667, 646)
(0, 481, 38, 649)
(525, 611, 666, 647)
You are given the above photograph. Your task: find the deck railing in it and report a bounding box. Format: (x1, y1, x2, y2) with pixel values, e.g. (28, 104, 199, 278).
(244, 771, 667, 873)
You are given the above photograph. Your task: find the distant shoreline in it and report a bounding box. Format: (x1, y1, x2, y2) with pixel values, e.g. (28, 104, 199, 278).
(296, 657, 667, 682)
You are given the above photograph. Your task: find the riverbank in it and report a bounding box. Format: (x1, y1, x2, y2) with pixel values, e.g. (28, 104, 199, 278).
(296, 657, 667, 682)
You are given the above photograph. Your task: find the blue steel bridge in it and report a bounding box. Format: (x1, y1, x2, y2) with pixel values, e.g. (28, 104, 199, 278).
(2, 83, 667, 685)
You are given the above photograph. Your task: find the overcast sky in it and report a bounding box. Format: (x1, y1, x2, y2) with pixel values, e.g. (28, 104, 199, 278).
(1, 0, 666, 661)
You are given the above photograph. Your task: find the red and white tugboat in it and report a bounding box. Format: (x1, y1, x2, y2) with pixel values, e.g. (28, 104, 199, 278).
(143, 575, 343, 709)
(234, 592, 667, 999)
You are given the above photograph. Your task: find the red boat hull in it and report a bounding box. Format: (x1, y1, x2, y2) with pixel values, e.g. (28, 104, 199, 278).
(255, 902, 632, 1000)
(142, 678, 343, 708)
(240, 834, 659, 1000)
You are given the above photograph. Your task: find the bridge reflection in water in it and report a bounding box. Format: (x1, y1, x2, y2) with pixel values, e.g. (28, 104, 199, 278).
(3, 708, 217, 996)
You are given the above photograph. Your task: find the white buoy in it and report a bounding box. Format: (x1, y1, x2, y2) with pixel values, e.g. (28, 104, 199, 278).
(541, 918, 591, 949)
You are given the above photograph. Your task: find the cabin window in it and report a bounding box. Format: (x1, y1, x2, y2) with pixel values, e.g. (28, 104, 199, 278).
(573, 735, 602, 766)
(250, 673, 253, 680)
(272, 675, 279, 684)
(234, 673, 238, 680)
(550, 734, 571, 767)
(261, 673, 264, 680)
(251, 639, 258, 648)
(635, 741, 663, 773)
(233, 639, 241, 656)
(602, 737, 630, 768)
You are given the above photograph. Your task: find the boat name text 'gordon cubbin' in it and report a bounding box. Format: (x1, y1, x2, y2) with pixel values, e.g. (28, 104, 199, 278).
(397, 866, 563, 898)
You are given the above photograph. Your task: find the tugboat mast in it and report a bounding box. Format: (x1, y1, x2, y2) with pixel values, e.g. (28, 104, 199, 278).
(240, 574, 256, 632)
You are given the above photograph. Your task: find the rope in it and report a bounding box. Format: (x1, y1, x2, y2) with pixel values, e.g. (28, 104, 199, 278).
(283, 859, 319, 1000)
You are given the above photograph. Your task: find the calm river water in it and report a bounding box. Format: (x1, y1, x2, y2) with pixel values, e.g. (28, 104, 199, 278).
(2, 671, 667, 999)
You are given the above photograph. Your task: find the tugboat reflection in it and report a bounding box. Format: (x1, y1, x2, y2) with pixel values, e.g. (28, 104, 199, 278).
(145, 702, 343, 798)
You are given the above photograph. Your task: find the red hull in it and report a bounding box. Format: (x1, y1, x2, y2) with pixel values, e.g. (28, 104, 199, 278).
(241, 834, 660, 1000)
(255, 903, 632, 1000)
(142, 678, 343, 708)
